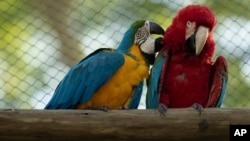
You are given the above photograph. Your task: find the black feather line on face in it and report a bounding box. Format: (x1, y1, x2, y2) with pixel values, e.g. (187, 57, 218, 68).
(155, 37, 164, 52)
(135, 26, 149, 46)
(141, 52, 156, 65)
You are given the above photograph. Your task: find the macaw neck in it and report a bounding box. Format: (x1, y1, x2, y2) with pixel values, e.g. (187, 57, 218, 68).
(117, 44, 147, 66)
(117, 28, 135, 52)
(116, 28, 150, 65)
(128, 44, 148, 65)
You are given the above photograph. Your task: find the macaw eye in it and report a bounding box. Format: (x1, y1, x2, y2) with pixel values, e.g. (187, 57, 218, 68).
(187, 21, 192, 28)
(145, 21, 150, 28)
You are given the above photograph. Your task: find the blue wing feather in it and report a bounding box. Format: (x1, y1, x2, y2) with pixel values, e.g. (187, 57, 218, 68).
(215, 72, 228, 107)
(45, 48, 125, 109)
(128, 81, 144, 109)
(146, 51, 166, 109)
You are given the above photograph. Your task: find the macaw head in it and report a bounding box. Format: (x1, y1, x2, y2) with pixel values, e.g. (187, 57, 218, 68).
(118, 20, 164, 64)
(164, 4, 216, 61)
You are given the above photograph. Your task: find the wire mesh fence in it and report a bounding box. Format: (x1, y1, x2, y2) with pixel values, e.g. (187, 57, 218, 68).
(1, 0, 250, 109)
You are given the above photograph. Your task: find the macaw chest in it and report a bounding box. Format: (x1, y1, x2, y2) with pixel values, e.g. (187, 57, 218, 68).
(83, 55, 149, 109)
(163, 57, 212, 107)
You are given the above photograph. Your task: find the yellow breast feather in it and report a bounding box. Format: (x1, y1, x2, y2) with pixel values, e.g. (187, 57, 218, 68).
(77, 45, 149, 109)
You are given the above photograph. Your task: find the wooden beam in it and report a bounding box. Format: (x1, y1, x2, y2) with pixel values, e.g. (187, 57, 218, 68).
(0, 108, 250, 141)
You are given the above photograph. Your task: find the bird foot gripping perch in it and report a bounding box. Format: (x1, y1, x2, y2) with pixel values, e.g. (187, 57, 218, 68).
(86, 106, 110, 112)
(157, 103, 203, 117)
(192, 103, 203, 115)
(158, 103, 168, 117)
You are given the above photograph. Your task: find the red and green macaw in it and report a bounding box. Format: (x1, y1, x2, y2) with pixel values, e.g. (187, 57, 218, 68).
(45, 20, 164, 110)
(146, 5, 228, 112)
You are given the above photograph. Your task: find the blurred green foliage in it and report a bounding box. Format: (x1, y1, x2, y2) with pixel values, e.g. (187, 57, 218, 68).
(0, 0, 44, 108)
(223, 58, 250, 107)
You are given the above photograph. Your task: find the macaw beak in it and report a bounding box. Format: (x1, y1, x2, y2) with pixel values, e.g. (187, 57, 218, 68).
(149, 22, 164, 52)
(140, 22, 164, 65)
(195, 26, 209, 55)
(154, 37, 164, 52)
(186, 26, 209, 55)
(149, 22, 165, 35)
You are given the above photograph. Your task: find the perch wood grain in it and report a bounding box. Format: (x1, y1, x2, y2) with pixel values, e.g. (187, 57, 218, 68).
(0, 108, 249, 141)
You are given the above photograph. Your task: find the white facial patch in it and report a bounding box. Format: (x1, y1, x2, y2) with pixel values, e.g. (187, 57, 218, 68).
(134, 21, 157, 54)
(140, 35, 155, 54)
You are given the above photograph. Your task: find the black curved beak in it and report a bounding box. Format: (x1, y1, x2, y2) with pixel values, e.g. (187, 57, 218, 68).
(142, 22, 164, 65)
(154, 37, 164, 52)
(149, 22, 165, 35)
(149, 22, 165, 53)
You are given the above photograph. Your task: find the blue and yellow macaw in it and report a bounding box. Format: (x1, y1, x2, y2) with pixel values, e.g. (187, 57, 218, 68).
(45, 20, 164, 110)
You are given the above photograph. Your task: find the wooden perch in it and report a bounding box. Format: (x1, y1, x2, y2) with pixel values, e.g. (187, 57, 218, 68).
(0, 108, 250, 141)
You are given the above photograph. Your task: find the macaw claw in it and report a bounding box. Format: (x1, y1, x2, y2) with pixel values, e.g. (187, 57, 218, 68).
(158, 103, 168, 117)
(87, 106, 110, 112)
(192, 103, 203, 115)
(119, 106, 128, 110)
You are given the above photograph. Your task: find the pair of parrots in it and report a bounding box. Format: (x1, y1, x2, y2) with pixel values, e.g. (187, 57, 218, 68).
(45, 4, 228, 111)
